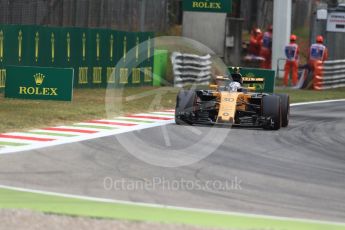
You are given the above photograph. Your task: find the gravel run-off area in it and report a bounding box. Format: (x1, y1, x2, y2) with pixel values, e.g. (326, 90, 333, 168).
(0, 209, 226, 230)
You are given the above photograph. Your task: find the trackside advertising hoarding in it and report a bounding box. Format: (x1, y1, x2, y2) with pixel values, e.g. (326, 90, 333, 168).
(327, 12, 345, 33)
(0, 24, 154, 88)
(5, 66, 73, 101)
(183, 0, 232, 13)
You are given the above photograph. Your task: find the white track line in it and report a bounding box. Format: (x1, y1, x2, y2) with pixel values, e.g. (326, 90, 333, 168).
(29, 129, 80, 136)
(90, 119, 143, 123)
(151, 112, 175, 116)
(107, 117, 172, 123)
(73, 122, 119, 129)
(0, 184, 344, 227)
(135, 113, 176, 118)
(104, 118, 158, 125)
(52, 126, 103, 132)
(87, 119, 147, 127)
(0, 138, 36, 145)
(290, 99, 345, 107)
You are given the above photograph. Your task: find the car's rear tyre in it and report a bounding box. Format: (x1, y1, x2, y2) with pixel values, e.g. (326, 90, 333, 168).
(175, 90, 197, 125)
(277, 94, 290, 127)
(262, 95, 282, 130)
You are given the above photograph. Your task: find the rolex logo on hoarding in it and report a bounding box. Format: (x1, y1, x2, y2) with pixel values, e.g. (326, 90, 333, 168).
(183, 0, 231, 13)
(192, 1, 222, 9)
(34, 73, 45, 86)
(19, 72, 58, 96)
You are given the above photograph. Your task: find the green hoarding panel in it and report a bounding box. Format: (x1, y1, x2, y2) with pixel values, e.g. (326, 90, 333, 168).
(128, 32, 141, 86)
(140, 32, 154, 86)
(116, 31, 136, 87)
(101, 30, 117, 87)
(153, 49, 168, 86)
(88, 29, 100, 86)
(26, 25, 40, 66)
(116, 31, 127, 86)
(0, 24, 154, 90)
(5, 66, 74, 101)
(74, 28, 91, 88)
(0, 68, 4, 93)
(46, 27, 64, 67)
(97, 29, 109, 87)
(127, 31, 137, 87)
(37, 26, 50, 67)
(63, 28, 78, 68)
(0, 25, 16, 66)
(183, 0, 232, 13)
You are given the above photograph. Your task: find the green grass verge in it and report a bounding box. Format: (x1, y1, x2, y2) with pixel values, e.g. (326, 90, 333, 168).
(276, 88, 345, 103)
(0, 188, 344, 230)
(1, 87, 344, 133)
(0, 87, 177, 133)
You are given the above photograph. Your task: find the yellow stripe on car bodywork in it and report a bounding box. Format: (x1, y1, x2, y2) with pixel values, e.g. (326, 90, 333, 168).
(216, 92, 241, 123)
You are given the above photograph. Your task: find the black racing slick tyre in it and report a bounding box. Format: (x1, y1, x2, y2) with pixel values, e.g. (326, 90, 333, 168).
(277, 94, 290, 127)
(175, 90, 197, 125)
(262, 95, 282, 130)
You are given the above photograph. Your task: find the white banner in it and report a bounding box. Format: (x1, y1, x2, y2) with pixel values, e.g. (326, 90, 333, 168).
(327, 12, 345, 33)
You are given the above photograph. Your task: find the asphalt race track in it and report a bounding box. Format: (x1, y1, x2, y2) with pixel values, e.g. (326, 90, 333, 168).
(0, 101, 345, 222)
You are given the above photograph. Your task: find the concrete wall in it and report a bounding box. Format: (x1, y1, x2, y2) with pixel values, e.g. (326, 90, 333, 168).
(182, 12, 226, 57)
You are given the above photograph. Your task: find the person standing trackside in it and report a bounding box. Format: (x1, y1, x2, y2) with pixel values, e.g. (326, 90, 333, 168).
(284, 34, 299, 87)
(308, 35, 328, 71)
(248, 28, 263, 56)
(260, 25, 273, 69)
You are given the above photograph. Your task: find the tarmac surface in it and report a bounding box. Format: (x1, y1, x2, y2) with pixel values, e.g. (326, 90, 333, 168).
(0, 101, 344, 222)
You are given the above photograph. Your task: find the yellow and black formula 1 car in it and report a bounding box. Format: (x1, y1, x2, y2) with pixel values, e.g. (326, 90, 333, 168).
(175, 69, 290, 130)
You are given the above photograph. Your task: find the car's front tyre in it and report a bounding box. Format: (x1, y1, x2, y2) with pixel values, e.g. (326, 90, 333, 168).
(276, 94, 290, 127)
(175, 90, 197, 125)
(262, 95, 282, 130)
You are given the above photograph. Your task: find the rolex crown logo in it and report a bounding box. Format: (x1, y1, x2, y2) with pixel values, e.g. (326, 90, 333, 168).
(34, 73, 45, 86)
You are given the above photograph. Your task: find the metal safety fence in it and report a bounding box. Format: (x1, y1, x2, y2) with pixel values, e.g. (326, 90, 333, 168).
(314, 60, 345, 90)
(171, 52, 212, 87)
